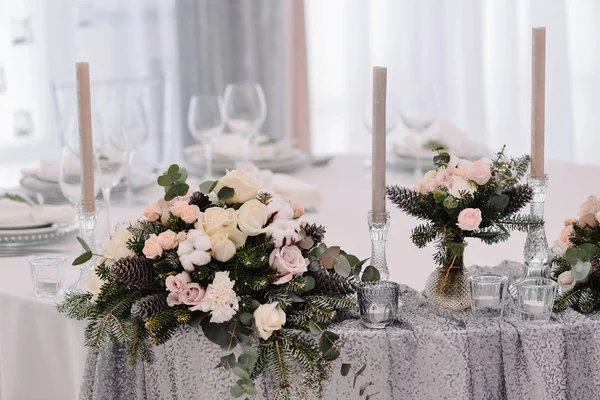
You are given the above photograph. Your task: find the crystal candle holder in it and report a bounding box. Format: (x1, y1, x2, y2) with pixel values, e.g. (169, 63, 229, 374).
(68, 200, 98, 293)
(468, 274, 508, 318)
(358, 281, 399, 329)
(523, 173, 550, 278)
(515, 277, 557, 322)
(368, 211, 390, 281)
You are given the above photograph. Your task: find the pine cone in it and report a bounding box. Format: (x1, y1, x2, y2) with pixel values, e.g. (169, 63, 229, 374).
(110, 256, 155, 288)
(303, 223, 326, 243)
(592, 253, 600, 275)
(131, 293, 168, 319)
(188, 192, 213, 212)
(312, 269, 359, 294)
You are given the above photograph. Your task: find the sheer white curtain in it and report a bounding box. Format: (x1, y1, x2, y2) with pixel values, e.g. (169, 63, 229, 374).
(306, 0, 599, 166)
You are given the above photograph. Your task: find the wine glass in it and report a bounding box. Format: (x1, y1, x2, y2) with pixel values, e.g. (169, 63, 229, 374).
(364, 96, 398, 168)
(96, 145, 128, 231)
(398, 81, 438, 179)
(106, 92, 148, 206)
(188, 95, 224, 180)
(223, 83, 267, 161)
(58, 146, 101, 205)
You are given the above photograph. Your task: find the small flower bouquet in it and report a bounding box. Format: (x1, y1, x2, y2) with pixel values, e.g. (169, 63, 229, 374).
(386, 147, 541, 310)
(551, 196, 600, 313)
(58, 165, 373, 399)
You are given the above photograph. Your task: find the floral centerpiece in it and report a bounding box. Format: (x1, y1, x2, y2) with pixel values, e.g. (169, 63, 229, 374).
(551, 195, 600, 312)
(58, 165, 375, 399)
(386, 147, 541, 311)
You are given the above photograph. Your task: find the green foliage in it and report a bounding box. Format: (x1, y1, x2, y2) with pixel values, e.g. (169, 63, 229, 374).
(361, 266, 380, 282)
(554, 286, 600, 313)
(56, 292, 94, 320)
(411, 223, 438, 248)
(157, 164, 189, 201)
(256, 191, 273, 204)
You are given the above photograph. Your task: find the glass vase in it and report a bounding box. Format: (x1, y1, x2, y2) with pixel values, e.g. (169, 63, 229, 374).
(424, 241, 471, 311)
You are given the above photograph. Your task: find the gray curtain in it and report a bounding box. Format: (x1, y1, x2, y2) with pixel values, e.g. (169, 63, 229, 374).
(175, 0, 286, 146)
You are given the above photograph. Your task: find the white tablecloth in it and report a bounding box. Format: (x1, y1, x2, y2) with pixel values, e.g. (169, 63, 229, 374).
(0, 155, 596, 400)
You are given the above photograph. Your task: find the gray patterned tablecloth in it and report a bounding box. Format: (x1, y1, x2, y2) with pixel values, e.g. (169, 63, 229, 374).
(80, 261, 600, 400)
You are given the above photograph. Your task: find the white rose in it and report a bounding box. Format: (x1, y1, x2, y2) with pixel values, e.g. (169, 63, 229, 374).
(215, 169, 263, 204)
(103, 228, 135, 266)
(253, 303, 286, 340)
(448, 176, 476, 199)
(202, 208, 247, 247)
(87, 270, 105, 302)
(210, 233, 237, 262)
(238, 199, 269, 236)
(157, 230, 178, 250)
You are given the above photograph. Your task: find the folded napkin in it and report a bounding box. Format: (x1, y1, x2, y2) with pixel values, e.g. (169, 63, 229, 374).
(0, 197, 76, 227)
(21, 160, 70, 183)
(396, 121, 473, 158)
(184, 134, 295, 162)
(235, 162, 322, 211)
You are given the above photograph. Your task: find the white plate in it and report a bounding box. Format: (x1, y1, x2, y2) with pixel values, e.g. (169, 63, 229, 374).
(0, 223, 78, 247)
(391, 143, 491, 170)
(186, 150, 311, 174)
(0, 222, 53, 230)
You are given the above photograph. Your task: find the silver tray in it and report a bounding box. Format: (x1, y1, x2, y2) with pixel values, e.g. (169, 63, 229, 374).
(0, 223, 78, 247)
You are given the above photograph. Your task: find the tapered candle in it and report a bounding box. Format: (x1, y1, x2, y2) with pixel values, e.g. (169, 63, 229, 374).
(76, 62, 96, 212)
(372, 66, 387, 222)
(530, 27, 546, 180)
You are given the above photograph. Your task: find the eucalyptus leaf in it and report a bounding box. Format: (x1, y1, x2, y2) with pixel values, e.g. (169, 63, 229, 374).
(571, 261, 592, 281)
(352, 258, 370, 276)
(303, 276, 315, 292)
(219, 349, 235, 357)
(239, 312, 253, 326)
(76, 236, 91, 252)
(232, 365, 251, 380)
(72, 251, 92, 266)
(227, 353, 236, 368)
(353, 363, 367, 388)
(167, 164, 179, 175)
(241, 384, 258, 395)
(320, 246, 341, 269)
(308, 320, 322, 335)
(165, 184, 188, 201)
(201, 320, 231, 347)
(361, 266, 380, 282)
(319, 333, 332, 353)
(322, 346, 341, 361)
(288, 293, 305, 303)
(157, 174, 172, 186)
(171, 173, 182, 181)
(488, 194, 510, 211)
(199, 181, 215, 194)
(218, 186, 235, 201)
(565, 248, 581, 265)
(178, 168, 188, 183)
(308, 260, 321, 272)
(242, 345, 259, 359)
(298, 237, 315, 250)
(230, 385, 244, 398)
(580, 243, 600, 261)
(334, 255, 352, 277)
(311, 243, 327, 258)
(341, 363, 351, 377)
(238, 354, 257, 370)
(344, 254, 359, 267)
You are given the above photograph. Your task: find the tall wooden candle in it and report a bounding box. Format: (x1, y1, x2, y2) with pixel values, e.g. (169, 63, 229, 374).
(530, 27, 546, 180)
(76, 62, 96, 212)
(372, 66, 387, 222)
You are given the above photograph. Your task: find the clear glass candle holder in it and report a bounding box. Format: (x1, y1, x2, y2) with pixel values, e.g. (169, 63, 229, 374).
(358, 281, 399, 329)
(515, 277, 557, 322)
(469, 274, 508, 318)
(29, 255, 66, 298)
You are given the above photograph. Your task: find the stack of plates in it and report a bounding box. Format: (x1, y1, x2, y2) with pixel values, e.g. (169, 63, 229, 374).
(390, 142, 491, 171)
(0, 221, 78, 249)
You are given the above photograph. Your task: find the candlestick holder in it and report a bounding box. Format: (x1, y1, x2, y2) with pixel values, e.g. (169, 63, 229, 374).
(68, 200, 98, 293)
(523, 173, 550, 278)
(368, 211, 390, 281)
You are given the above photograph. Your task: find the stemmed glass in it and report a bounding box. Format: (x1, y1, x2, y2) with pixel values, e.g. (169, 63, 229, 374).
(58, 146, 101, 205)
(106, 92, 148, 206)
(398, 81, 438, 180)
(188, 95, 224, 180)
(96, 146, 128, 232)
(223, 83, 267, 161)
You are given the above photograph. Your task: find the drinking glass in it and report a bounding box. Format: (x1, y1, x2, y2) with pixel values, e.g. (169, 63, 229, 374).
(358, 281, 399, 329)
(106, 92, 148, 206)
(398, 81, 438, 179)
(29, 255, 66, 298)
(188, 95, 224, 180)
(223, 83, 267, 161)
(469, 274, 508, 318)
(58, 146, 101, 205)
(515, 277, 557, 322)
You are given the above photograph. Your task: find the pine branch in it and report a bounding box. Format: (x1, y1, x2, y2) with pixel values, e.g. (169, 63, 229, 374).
(551, 256, 571, 279)
(56, 292, 94, 320)
(386, 185, 435, 220)
(554, 287, 597, 312)
(497, 214, 544, 232)
(502, 184, 533, 216)
(411, 223, 439, 248)
(126, 318, 155, 365)
(571, 224, 600, 248)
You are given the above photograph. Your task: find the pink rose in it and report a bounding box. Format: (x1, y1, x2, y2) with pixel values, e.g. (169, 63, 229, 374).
(181, 204, 201, 224)
(158, 193, 193, 225)
(179, 282, 206, 306)
(415, 170, 438, 194)
(578, 195, 600, 228)
(557, 271, 575, 292)
(457, 208, 482, 231)
(177, 232, 188, 242)
(293, 203, 305, 219)
(559, 225, 574, 247)
(143, 203, 161, 222)
(435, 168, 454, 190)
(157, 230, 178, 250)
(167, 292, 181, 307)
(466, 159, 492, 185)
(165, 271, 191, 292)
(142, 234, 163, 259)
(564, 218, 577, 227)
(269, 246, 309, 284)
(453, 160, 472, 179)
(170, 200, 189, 218)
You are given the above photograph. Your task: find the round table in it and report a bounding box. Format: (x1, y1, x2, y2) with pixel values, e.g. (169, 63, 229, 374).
(0, 155, 597, 400)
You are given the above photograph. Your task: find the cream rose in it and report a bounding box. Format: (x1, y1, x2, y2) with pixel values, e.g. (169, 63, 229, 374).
(143, 203, 162, 222)
(579, 195, 600, 228)
(215, 169, 263, 204)
(210, 233, 237, 262)
(102, 228, 135, 266)
(466, 159, 492, 185)
(293, 203, 305, 219)
(87, 270, 105, 302)
(559, 225, 574, 247)
(157, 230, 178, 250)
(253, 303, 286, 340)
(454, 160, 472, 179)
(202, 207, 247, 247)
(557, 271, 575, 292)
(269, 246, 309, 284)
(169, 200, 189, 218)
(143, 234, 164, 259)
(181, 204, 201, 224)
(457, 208, 482, 231)
(448, 176, 476, 199)
(238, 199, 269, 236)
